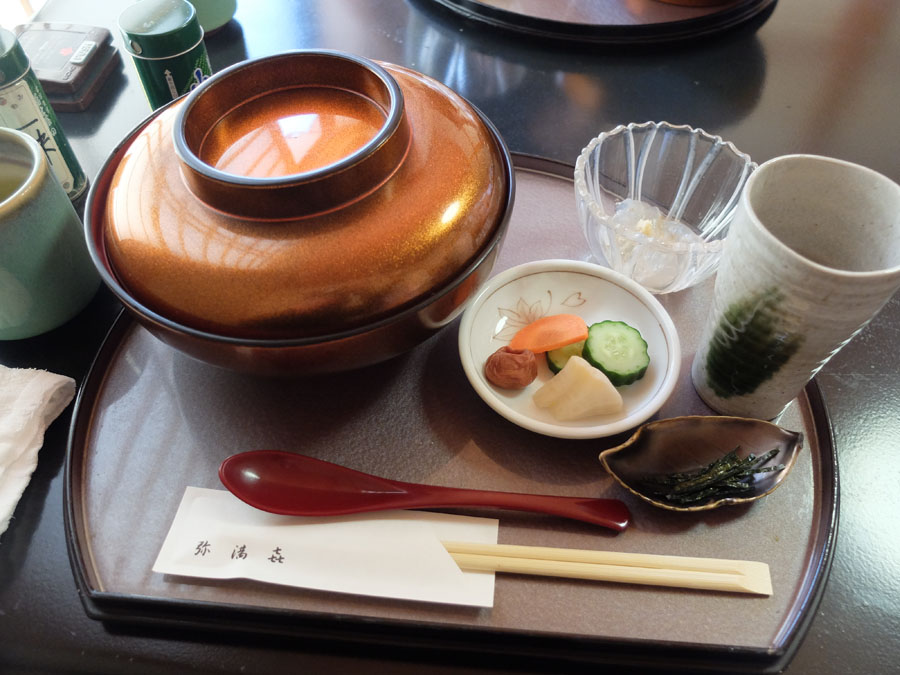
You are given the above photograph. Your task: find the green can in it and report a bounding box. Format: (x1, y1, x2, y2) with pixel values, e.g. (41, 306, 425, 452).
(0, 27, 87, 201)
(119, 0, 212, 110)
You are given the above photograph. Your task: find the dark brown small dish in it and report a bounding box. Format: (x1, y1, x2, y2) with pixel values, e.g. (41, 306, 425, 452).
(599, 415, 803, 512)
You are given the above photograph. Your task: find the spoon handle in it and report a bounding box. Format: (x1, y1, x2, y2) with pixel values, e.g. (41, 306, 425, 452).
(387, 482, 631, 532)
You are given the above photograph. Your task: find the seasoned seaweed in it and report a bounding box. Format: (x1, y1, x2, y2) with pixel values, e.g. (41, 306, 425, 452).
(639, 447, 785, 506)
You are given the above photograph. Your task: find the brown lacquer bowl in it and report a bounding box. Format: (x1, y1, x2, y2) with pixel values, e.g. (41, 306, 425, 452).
(85, 51, 514, 375)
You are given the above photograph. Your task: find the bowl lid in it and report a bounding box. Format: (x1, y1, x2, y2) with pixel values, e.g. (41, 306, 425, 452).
(101, 51, 512, 340)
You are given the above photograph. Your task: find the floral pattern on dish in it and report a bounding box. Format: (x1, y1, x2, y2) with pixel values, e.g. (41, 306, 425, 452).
(493, 290, 588, 341)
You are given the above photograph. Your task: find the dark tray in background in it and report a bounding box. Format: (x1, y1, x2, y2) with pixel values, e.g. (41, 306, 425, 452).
(426, 0, 778, 45)
(64, 156, 837, 673)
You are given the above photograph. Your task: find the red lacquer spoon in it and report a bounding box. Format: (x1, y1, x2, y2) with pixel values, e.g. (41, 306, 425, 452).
(219, 450, 630, 532)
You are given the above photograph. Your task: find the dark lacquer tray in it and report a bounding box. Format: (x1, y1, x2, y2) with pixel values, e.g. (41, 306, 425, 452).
(425, 0, 777, 45)
(64, 156, 837, 673)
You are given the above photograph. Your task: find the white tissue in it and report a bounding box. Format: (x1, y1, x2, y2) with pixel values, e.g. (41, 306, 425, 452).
(0, 365, 75, 538)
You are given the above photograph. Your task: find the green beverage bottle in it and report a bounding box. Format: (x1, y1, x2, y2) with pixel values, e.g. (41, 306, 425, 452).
(0, 27, 87, 201)
(119, 0, 212, 110)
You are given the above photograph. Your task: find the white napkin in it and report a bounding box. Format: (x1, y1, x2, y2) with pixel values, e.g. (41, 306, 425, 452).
(0, 365, 75, 539)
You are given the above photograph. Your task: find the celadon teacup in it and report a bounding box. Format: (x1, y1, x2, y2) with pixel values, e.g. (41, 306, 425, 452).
(692, 154, 900, 420)
(0, 127, 99, 340)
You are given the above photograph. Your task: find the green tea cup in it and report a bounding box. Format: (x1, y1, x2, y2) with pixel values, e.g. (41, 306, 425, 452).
(0, 127, 99, 340)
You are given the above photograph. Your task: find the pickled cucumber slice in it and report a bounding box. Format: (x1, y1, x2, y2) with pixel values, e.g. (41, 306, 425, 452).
(545, 339, 585, 374)
(583, 321, 649, 386)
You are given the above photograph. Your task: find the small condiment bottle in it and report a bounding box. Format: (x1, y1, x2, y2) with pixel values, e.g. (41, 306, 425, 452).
(0, 27, 87, 201)
(119, 0, 213, 110)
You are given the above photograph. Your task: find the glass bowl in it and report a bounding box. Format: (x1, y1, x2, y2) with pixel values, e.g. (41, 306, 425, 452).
(574, 121, 755, 294)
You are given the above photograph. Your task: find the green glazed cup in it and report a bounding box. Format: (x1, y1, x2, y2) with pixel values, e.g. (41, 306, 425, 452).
(0, 127, 99, 339)
(691, 154, 900, 419)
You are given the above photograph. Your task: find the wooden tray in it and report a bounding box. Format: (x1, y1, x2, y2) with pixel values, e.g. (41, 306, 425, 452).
(64, 155, 837, 673)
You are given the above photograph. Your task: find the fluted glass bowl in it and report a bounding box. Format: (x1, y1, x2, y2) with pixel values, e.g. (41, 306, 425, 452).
(574, 121, 755, 294)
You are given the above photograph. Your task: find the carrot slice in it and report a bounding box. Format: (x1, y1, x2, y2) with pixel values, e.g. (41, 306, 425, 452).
(508, 314, 589, 354)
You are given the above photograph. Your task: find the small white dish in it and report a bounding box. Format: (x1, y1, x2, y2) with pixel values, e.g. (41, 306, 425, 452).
(458, 259, 681, 439)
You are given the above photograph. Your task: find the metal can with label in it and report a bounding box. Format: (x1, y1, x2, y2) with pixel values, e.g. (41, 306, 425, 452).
(0, 27, 87, 201)
(119, 0, 212, 110)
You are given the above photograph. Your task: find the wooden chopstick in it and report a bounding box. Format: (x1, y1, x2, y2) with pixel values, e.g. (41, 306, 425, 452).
(442, 541, 772, 596)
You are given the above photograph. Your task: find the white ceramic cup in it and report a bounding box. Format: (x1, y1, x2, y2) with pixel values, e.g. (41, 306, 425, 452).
(691, 154, 900, 419)
(0, 128, 99, 340)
